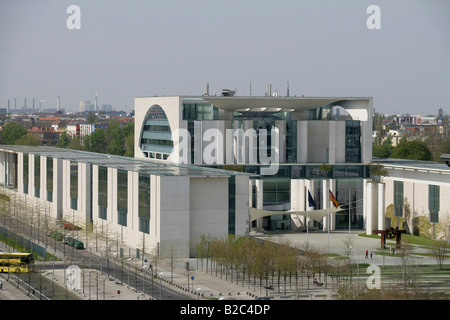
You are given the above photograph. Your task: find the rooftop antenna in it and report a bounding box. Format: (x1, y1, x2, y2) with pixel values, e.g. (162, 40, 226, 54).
(286, 80, 290, 97)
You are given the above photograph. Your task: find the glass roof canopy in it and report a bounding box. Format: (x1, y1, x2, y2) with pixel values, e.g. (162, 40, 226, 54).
(0, 145, 248, 178)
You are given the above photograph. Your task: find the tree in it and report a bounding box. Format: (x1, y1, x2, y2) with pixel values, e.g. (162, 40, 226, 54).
(390, 140, 433, 161)
(429, 240, 448, 270)
(67, 136, 83, 150)
(14, 133, 42, 146)
(1, 122, 28, 145)
(83, 129, 106, 153)
(56, 131, 71, 148)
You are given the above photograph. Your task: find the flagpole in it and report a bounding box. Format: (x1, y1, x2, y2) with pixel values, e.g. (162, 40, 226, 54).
(328, 205, 330, 253)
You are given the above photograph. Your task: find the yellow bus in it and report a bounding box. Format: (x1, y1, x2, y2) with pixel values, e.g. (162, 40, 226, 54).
(0, 253, 34, 273)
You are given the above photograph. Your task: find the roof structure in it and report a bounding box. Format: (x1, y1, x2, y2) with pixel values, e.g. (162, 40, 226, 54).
(0, 145, 249, 178)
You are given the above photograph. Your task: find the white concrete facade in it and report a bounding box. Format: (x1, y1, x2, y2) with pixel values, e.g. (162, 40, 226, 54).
(378, 160, 450, 238)
(134, 95, 375, 233)
(134, 96, 373, 166)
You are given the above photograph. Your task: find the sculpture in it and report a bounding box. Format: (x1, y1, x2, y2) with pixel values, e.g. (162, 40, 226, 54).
(372, 227, 406, 249)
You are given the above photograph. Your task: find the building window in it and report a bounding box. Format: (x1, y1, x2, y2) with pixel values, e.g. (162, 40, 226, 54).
(140, 105, 173, 159)
(34, 155, 40, 198)
(182, 101, 217, 120)
(98, 166, 108, 220)
(428, 185, 440, 223)
(70, 161, 78, 210)
(138, 173, 150, 234)
(117, 169, 127, 226)
(23, 153, 29, 194)
(345, 120, 361, 163)
(47, 157, 53, 202)
(228, 176, 236, 234)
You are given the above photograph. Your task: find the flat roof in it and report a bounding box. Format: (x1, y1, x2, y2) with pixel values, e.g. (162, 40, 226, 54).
(137, 95, 372, 111)
(0, 145, 249, 178)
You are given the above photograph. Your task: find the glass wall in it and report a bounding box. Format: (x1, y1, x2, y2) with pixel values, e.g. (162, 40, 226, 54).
(23, 153, 29, 194)
(98, 166, 108, 220)
(428, 184, 440, 223)
(34, 155, 40, 198)
(228, 175, 236, 234)
(140, 105, 173, 160)
(46, 157, 53, 202)
(117, 169, 127, 226)
(394, 180, 404, 217)
(335, 178, 364, 229)
(345, 120, 361, 163)
(182, 101, 217, 120)
(138, 173, 150, 234)
(70, 161, 78, 210)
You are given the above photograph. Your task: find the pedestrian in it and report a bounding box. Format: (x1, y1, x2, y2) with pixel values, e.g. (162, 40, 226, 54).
(365, 249, 368, 259)
(370, 251, 373, 259)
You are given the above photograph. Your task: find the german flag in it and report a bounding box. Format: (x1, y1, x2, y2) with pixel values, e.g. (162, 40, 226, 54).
(329, 190, 339, 208)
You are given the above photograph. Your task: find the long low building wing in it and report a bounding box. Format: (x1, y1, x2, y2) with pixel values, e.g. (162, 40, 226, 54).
(249, 207, 345, 222)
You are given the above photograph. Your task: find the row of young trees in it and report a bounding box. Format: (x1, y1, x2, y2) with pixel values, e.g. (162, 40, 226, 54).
(195, 234, 358, 296)
(195, 234, 449, 299)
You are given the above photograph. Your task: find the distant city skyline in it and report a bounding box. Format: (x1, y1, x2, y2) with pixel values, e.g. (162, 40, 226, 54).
(1, 0, 449, 114)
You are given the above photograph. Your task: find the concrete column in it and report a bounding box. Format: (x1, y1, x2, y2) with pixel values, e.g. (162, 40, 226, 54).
(53, 158, 63, 220)
(322, 179, 330, 231)
(365, 181, 379, 235)
(328, 122, 336, 164)
(366, 181, 374, 235)
(275, 120, 286, 163)
(290, 179, 306, 229)
(378, 182, 385, 231)
(330, 179, 336, 230)
(297, 121, 308, 163)
(305, 179, 314, 228)
(255, 179, 264, 229)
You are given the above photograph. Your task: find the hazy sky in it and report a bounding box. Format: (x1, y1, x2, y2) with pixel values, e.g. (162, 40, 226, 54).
(1, 0, 449, 114)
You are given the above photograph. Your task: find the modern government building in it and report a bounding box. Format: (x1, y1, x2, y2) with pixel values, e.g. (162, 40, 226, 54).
(0, 93, 448, 259)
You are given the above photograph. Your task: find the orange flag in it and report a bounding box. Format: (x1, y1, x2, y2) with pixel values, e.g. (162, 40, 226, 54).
(329, 190, 339, 208)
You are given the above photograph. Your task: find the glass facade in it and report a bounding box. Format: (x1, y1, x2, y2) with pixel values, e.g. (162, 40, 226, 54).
(228, 175, 236, 234)
(117, 169, 127, 226)
(394, 180, 404, 217)
(334, 178, 364, 230)
(428, 184, 440, 223)
(70, 161, 78, 210)
(183, 100, 218, 120)
(140, 105, 173, 160)
(23, 153, 29, 194)
(138, 173, 150, 234)
(98, 166, 108, 220)
(34, 155, 40, 198)
(345, 120, 362, 163)
(47, 157, 53, 202)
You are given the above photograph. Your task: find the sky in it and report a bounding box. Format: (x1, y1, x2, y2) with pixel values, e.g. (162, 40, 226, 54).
(0, 0, 449, 114)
